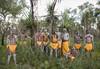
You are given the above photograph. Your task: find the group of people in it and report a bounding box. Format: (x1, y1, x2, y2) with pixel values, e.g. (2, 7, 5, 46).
(35, 28, 94, 60)
(6, 28, 94, 64)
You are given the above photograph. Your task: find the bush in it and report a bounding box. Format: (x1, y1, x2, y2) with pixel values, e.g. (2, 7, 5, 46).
(0, 40, 100, 69)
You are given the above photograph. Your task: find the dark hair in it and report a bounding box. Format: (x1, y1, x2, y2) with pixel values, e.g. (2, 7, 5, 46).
(52, 31, 56, 34)
(86, 30, 90, 34)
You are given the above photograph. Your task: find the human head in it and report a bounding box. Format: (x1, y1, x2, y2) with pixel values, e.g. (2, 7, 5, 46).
(44, 29, 47, 33)
(10, 31, 15, 36)
(75, 31, 80, 36)
(52, 31, 56, 35)
(63, 28, 67, 33)
(86, 30, 90, 34)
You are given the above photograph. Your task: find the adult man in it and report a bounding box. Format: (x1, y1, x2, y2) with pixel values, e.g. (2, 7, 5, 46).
(42, 29, 49, 54)
(74, 32, 81, 51)
(35, 30, 43, 47)
(50, 32, 58, 57)
(55, 28, 62, 56)
(20, 32, 27, 46)
(84, 31, 94, 53)
(61, 28, 70, 56)
(56, 28, 62, 49)
(6, 31, 17, 64)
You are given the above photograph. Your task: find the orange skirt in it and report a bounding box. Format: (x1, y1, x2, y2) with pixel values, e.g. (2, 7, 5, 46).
(84, 43, 93, 52)
(7, 44, 17, 53)
(62, 41, 70, 55)
(50, 42, 59, 49)
(74, 43, 81, 50)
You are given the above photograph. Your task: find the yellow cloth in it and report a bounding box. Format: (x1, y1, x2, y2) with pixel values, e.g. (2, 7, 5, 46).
(58, 40, 61, 48)
(50, 42, 59, 49)
(37, 41, 42, 46)
(7, 44, 17, 53)
(43, 41, 48, 46)
(62, 41, 70, 55)
(84, 43, 93, 52)
(75, 44, 81, 50)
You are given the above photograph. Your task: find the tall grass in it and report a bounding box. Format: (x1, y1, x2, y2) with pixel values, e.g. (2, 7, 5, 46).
(0, 39, 100, 69)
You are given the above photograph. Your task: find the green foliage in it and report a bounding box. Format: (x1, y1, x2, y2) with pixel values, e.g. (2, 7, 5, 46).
(0, 0, 100, 69)
(97, 23, 100, 31)
(19, 13, 33, 31)
(95, 8, 100, 17)
(62, 10, 75, 29)
(61, 9, 77, 34)
(0, 39, 100, 69)
(0, 0, 23, 17)
(78, 2, 96, 30)
(9, 5, 23, 17)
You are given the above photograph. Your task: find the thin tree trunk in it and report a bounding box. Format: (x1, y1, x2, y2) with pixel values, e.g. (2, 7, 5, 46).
(51, 0, 57, 33)
(1, 33, 5, 45)
(1, 15, 6, 46)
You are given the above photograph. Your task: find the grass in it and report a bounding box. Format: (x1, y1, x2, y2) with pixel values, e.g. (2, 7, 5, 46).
(0, 39, 100, 69)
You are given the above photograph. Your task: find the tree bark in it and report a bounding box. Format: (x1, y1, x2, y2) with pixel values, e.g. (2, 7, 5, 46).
(1, 33, 5, 45)
(30, 0, 37, 47)
(1, 15, 6, 46)
(51, 0, 57, 33)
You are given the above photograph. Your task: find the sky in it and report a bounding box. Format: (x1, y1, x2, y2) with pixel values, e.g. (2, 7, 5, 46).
(33, 0, 98, 16)
(10, 0, 99, 23)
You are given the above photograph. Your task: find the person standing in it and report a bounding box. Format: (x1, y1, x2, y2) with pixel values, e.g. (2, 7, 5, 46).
(55, 28, 62, 56)
(20, 32, 27, 46)
(61, 28, 70, 57)
(50, 32, 59, 57)
(84, 31, 94, 56)
(43, 29, 49, 54)
(74, 32, 82, 51)
(35, 30, 43, 48)
(56, 28, 62, 49)
(6, 32, 17, 64)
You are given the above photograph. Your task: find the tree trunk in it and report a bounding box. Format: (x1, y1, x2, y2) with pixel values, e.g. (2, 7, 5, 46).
(51, 0, 57, 33)
(30, 0, 37, 47)
(1, 15, 6, 46)
(1, 33, 5, 46)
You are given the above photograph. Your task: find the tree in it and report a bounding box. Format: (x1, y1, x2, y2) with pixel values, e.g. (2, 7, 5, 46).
(46, 0, 61, 33)
(78, 2, 95, 35)
(61, 9, 76, 37)
(95, 1, 100, 25)
(19, 13, 33, 32)
(0, 0, 24, 45)
(0, 0, 14, 45)
(29, 0, 38, 46)
(95, 1, 100, 37)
